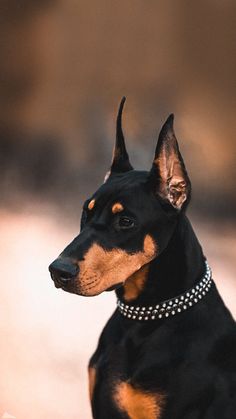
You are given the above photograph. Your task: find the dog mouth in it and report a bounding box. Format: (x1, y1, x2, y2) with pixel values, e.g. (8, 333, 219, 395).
(50, 272, 98, 295)
(52, 273, 124, 296)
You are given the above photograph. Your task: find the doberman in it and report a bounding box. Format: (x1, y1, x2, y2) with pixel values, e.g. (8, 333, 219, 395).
(49, 98, 236, 419)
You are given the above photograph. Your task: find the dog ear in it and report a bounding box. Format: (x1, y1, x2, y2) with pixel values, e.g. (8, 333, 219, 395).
(149, 114, 191, 210)
(105, 97, 133, 181)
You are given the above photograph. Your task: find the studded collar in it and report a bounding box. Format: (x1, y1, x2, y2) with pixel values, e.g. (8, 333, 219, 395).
(117, 260, 213, 321)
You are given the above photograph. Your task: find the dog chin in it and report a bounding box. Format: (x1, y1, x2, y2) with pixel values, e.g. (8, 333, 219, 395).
(75, 281, 124, 296)
(58, 286, 97, 297)
(57, 279, 124, 297)
(105, 282, 124, 292)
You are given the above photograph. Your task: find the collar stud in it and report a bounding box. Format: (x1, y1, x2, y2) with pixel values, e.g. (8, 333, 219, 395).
(117, 260, 213, 321)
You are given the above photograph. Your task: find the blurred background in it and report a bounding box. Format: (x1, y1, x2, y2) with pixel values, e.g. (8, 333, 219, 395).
(0, 1, 235, 418)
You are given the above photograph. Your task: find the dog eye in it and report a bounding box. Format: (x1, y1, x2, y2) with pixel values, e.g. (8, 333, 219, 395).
(118, 216, 135, 229)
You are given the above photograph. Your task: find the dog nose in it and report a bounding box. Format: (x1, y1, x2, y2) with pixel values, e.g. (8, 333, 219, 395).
(49, 259, 79, 283)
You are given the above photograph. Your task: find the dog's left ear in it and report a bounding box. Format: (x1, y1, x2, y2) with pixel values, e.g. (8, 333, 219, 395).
(105, 97, 133, 181)
(149, 114, 191, 210)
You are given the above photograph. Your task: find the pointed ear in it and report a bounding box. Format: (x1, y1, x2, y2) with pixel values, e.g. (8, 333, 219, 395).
(149, 114, 191, 210)
(105, 97, 133, 181)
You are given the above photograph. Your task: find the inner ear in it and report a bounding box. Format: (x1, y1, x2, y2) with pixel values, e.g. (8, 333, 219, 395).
(150, 114, 191, 210)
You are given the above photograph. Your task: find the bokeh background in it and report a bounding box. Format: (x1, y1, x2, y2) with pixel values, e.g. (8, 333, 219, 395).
(0, 1, 236, 418)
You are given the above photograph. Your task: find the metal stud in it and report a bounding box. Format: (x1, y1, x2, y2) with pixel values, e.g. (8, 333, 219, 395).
(117, 260, 212, 322)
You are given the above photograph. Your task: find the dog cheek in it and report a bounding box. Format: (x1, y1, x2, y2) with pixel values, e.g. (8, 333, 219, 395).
(73, 235, 157, 296)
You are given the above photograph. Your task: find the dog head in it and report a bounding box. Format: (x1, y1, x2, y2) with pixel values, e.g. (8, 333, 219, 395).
(49, 98, 191, 296)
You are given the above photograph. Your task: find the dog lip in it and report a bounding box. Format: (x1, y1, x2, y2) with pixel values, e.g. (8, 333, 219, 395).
(51, 274, 72, 289)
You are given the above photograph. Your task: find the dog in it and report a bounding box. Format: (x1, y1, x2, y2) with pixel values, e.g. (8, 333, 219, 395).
(49, 98, 236, 419)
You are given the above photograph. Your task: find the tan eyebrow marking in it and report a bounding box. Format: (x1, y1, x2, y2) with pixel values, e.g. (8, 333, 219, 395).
(112, 202, 124, 214)
(88, 199, 96, 210)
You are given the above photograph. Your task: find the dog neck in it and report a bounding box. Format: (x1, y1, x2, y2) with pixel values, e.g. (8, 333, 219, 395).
(116, 214, 206, 306)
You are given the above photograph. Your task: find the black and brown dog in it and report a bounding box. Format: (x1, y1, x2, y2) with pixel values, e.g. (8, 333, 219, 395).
(49, 98, 236, 419)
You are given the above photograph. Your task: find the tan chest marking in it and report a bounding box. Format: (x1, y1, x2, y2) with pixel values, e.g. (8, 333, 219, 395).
(114, 381, 165, 419)
(88, 366, 97, 402)
(124, 264, 149, 301)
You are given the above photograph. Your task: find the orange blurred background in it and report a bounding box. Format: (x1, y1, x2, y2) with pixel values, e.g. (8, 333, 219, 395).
(0, 1, 235, 418)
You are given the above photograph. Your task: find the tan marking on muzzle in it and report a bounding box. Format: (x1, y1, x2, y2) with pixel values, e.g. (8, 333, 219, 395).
(112, 202, 124, 213)
(76, 235, 156, 296)
(113, 381, 165, 419)
(88, 199, 96, 210)
(124, 264, 149, 301)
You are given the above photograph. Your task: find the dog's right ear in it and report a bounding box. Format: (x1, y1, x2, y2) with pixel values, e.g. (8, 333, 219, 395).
(104, 97, 133, 181)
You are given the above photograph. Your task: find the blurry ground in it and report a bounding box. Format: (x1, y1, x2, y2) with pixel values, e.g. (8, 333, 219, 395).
(0, 205, 235, 419)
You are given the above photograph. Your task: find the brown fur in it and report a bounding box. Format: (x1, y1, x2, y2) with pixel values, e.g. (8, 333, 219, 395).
(88, 367, 97, 402)
(124, 264, 149, 301)
(76, 235, 156, 296)
(113, 381, 165, 419)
